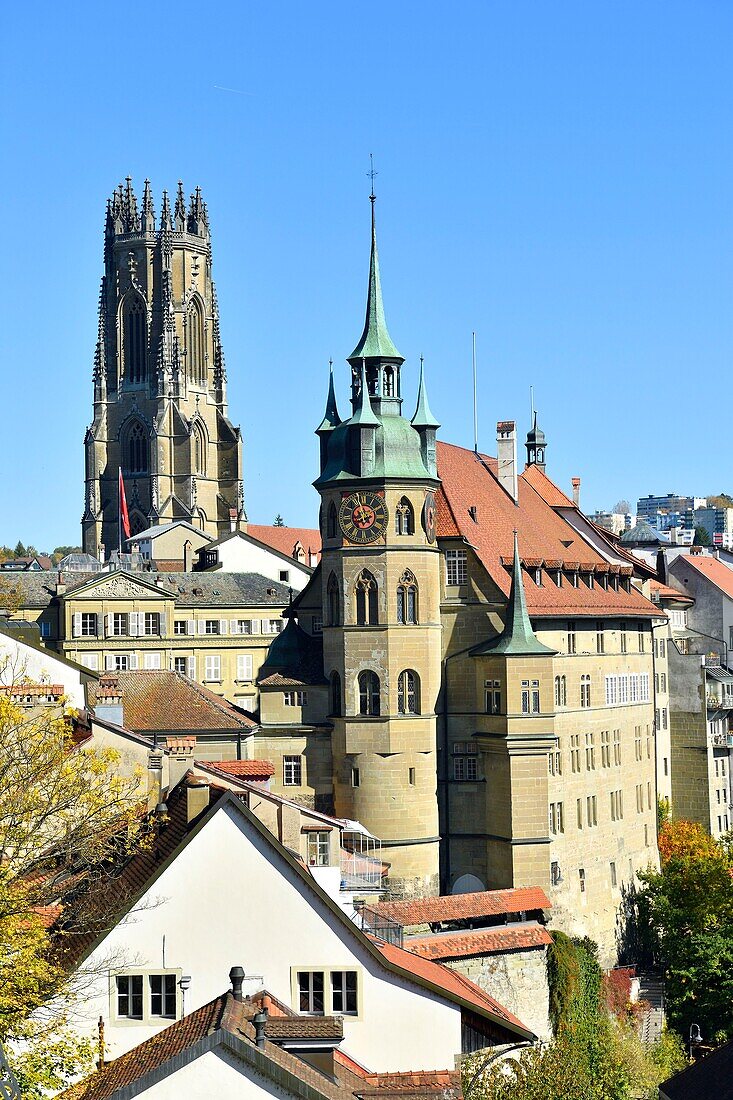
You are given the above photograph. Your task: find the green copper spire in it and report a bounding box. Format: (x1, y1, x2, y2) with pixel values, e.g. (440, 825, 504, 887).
(411, 356, 440, 429)
(348, 198, 403, 364)
(472, 532, 557, 657)
(316, 360, 341, 433)
(350, 360, 379, 426)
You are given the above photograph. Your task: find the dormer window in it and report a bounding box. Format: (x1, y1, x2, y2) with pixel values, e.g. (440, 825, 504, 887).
(533, 567, 542, 586)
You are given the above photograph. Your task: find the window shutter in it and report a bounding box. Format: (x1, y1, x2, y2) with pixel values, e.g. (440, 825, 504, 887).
(187, 656, 196, 679)
(198, 620, 207, 635)
(105, 613, 113, 636)
(72, 613, 82, 638)
(144, 653, 161, 670)
(85, 653, 99, 671)
(187, 619, 196, 636)
(128, 654, 139, 670)
(251, 619, 261, 635)
(237, 654, 253, 681)
(104, 654, 116, 670)
(159, 614, 167, 637)
(219, 619, 228, 635)
(129, 612, 139, 638)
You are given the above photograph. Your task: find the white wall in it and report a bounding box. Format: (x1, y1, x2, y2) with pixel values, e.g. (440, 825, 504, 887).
(73, 804, 462, 1073)
(214, 538, 312, 591)
(135, 1048, 288, 1099)
(0, 632, 87, 708)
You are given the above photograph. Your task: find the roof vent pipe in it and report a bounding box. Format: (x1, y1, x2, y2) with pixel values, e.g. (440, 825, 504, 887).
(254, 1008, 268, 1049)
(229, 965, 245, 1002)
(496, 421, 518, 504)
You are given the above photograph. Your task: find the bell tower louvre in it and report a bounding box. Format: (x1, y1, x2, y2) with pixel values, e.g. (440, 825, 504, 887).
(82, 178, 244, 558)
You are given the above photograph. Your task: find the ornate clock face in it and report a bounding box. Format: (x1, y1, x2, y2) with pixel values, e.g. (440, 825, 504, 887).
(338, 491, 389, 544)
(423, 491, 437, 544)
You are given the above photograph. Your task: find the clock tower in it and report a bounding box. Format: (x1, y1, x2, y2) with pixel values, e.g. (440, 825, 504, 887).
(314, 196, 442, 897)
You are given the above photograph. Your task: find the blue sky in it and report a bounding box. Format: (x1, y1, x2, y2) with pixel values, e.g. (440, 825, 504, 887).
(2, 1, 732, 549)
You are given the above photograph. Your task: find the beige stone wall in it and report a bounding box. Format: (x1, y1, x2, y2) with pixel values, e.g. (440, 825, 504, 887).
(254, 728, 334, 811)
(445, 948, 551, 1042)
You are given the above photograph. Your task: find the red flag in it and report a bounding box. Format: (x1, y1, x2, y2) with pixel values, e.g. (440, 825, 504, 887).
(119, 468, 131, 540)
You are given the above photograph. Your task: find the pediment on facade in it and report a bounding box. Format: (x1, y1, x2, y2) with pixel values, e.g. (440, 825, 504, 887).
(70, 572, 171, 601)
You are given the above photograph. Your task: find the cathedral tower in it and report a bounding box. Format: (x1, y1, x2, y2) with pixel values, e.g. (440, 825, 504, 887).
(82, 178, 244, 557)
(315, 196, 442, 896)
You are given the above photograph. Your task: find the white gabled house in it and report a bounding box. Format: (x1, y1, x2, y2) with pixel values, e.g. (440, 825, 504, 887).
(0, 616, 93, 709)
(60, 778, 533, 1074)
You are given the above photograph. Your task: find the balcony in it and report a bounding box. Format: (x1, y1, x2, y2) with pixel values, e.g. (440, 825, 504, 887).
(711, 731, 733, 749)
(340, 828, 384, 892)
(706, 696, 733, 711)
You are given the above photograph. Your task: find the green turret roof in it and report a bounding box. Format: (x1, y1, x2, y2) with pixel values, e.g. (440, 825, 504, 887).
(411, 359, 440, 430)
(348, 201, 403, 364)
(350, 361, 379, 426)
(472, 532, 557, 657)
(316, 363, 341, 433)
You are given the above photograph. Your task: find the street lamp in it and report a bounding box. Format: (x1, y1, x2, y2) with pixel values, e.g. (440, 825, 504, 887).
(689, 1023, 703, 1061)
(178, 974, 192, 1017)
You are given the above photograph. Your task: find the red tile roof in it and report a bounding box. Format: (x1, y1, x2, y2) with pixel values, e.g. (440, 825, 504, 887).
(373, 939, 531, 1035)
(521, 463, 577, 508)
(248, 524, 322, 562)
(648, 579, 694, 605)
(678, 554, 733, 601)
(370, 887, 551, 926)
(435, 442, 659, 618)
(406, 925, 553, 960)
(87, 670, 255, 732)
(359, 1070, 462, 1097)
(198, 759, 275, 779)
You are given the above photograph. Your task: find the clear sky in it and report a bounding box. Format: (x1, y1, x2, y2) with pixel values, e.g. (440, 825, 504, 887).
(2, 1, 732, 549)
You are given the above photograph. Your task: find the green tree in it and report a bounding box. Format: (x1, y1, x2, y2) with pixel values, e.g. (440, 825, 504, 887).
(273, 514, 285, 526)
(13, 541, 26, 558)
(693, 525, 711, 546)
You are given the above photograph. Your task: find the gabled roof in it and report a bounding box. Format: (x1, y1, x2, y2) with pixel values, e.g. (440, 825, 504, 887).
(197, 759, 275, 780)
(88, 671, 255, 733)
(369, 887, 551, 926)
(247, 524, 322, 562)
(406, 925, 553, 960)
(659, 1037, 733, 1100)
(435, 442, 659, 619)
(521, 463, 576, 508)
(128, 520, 212, 542)
(675, 553, 733, 601)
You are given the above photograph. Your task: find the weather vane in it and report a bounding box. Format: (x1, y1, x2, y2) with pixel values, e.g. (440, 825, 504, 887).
(367, 153, 377, 202)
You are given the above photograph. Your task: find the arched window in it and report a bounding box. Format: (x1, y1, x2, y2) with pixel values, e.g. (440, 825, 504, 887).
(327, 573, 340, 626)
(123, 296, 147, 384)
(398, 670, 420, 715)
(186, 298, 205, 384)
(358, 670, 380, 716)
(330, 671, 342, 717)
(355, 570, 378, 626)
(129, 511, 147, 536)
(394, 497, 414, 535)
(554, 675, 567, 708)
(127, 421, 148, 474)
(192, 423, 206, 475)
(396, 569, 418, 624)
(383, 366, 395, 397)
(326, 501, 337, 540)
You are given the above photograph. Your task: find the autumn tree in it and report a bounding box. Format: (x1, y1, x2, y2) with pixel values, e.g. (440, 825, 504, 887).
(0, 677, 146, 1093)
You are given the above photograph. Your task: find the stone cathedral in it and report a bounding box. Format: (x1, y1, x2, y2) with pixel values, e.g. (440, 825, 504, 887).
(82, 178, 244, 557)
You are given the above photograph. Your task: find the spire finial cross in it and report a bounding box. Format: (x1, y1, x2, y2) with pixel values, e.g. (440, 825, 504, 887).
(367, 153, 377, 203)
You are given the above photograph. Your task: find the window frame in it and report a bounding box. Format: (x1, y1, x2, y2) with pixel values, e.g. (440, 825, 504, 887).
(283, 755, 303, 786)
(111, 969, 181, 1025)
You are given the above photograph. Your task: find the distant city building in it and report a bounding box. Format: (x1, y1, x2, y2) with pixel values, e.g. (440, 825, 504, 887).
(636, 493, 706, 521)
(589, 510, 634, 536)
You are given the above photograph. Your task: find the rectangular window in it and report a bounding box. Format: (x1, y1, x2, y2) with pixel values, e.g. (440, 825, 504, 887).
(577, 798, 583, 829)
(579, 868, 586, 893)
(204, 655, 221, 681)
(284, 690, 307, 706)
(298, 971, 325, 1015)
(231, 619, 253, 635)
(307, 831, 331, 867)
(521, 680, 540, 714)
(116, 975, 144, 1020)
(408, 767, 416, 785)
(580, 675, 591, 708)
(610, 861, 617, 887)
(331, 971, 358, 1015)
(454, 756, 478, 781)
(39, 620, 52, 638)
(283, 755, 302, 786)
(638, 625, 645, 653)
(586, 795, 597, 827)
(113, 654, 130, 671)
(585, 732, 595, 771)
(567, 621, 577, 654)
(236, 654, 254, 681)
(662, 708, 668, 730)
(80, 653, 99, 670)
(143, 612, 160, 636)
(551, 861, 561, 886)
(596, 622, 605, 654)
(173, 656, 187, 675)
(445, 549, 467, 586)
(571, 734, 581, 773)
(613, 729, 621, 766)
(174, 619, 188, 635)
(635, 727, 642, 761)
(620, 623, 627, 653)
(485, 679, 501, 714)
(601, 730, 610, 768)
(81, 612, 97, 637)
(149, 974, 176, 1019)
(279, 570, 290, 582)
(312, 616, 323, 635)
(205, 619, 220, 635)
(112, 613, 128, 637)
(351, 767, 360, 788)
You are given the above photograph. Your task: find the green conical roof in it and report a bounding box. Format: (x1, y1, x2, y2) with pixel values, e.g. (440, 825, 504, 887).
(350, 361, 379, 426)
(348, 200, 403, 364)
(472, 532, 557, 657)
(316, 363, 341, 433)
(411, 358, 440, 429)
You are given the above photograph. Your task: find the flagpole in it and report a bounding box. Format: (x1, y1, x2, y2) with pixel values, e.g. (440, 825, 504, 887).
(118, 467, 123, 556)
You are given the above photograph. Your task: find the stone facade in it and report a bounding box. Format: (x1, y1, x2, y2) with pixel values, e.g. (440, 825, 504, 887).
(445, 948, 551, 1043)
(82, 178, 243, 558)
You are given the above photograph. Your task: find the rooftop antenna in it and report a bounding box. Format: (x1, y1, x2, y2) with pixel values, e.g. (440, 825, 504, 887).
(530, 385, 535, 422)
(472, 331, 478, 454)
(367, 153, 377, 202)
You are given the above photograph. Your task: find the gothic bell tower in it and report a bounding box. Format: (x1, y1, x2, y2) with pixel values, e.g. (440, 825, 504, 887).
(82, 178, 244, 557)
(314, 195, 442, 897)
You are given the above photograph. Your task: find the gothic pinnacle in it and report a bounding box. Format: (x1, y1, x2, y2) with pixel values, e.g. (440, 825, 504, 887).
(175, 181, 186, 230)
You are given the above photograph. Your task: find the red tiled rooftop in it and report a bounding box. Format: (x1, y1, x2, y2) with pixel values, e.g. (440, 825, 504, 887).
(88, 670, 255, 732)
(406, 925, 552, 960)
(198, 759, 275, 779)
(435, 441, 658, 618)
(678, 554, 733, 601)
(370, 887, 551, 926)
(247, 523, 321, 562)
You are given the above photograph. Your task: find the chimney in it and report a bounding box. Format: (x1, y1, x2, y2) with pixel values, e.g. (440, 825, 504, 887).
(55, 571, 66, 596)
(572, 477, 581, 507)
(94, 674, 124, 726)
(147, 749, 164, 811)
(183, 540, 193, 572)
(308, 549, 318, 568)
(229, 965, 245, 1002)
(229, 508, 238, 534)
(496, 421, 518, 503)
(253, 1008, 268, 1049)
(186, 775, 210, 824)
(166, 736, 197, 789)
(656, 548, 668, 584)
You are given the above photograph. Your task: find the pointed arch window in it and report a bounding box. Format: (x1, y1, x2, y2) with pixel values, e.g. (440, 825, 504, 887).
(127, 421, 148, 474)
(358, 670, 380, 716)
(123, 296, 147, 385)
(330, 671, 342, 717)
(355, 570, 378, 626)
(129, 511, 147, 537)
(192, 422, 206, 475)
(327, 573, 340, 627)
(396, 569, 418, 624)
(398, 669, 420, 715)
(186, 298, 205, 385)
(383, 367, 395, 397)
(326, 501, 337, 540)
(394, 497, 414, 535)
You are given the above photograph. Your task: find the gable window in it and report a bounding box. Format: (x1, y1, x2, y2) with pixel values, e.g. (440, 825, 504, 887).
(114, 971, 180, 1023)
(297, 971, 324, 1015)
(397, 669, 419, 715)
(396, 570, 418, 624)
(395, 497, 414, 535)
(307, 831, 331, 867)
(355, 570, 378, 626)
(358, 670, 380, 716)
(283, 755, 302, 786)
(445, 549, 467, 586)
(149, 974, 177, 1019)
(116, 974, 143, 1020)
(331, 971, 358, 1015)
